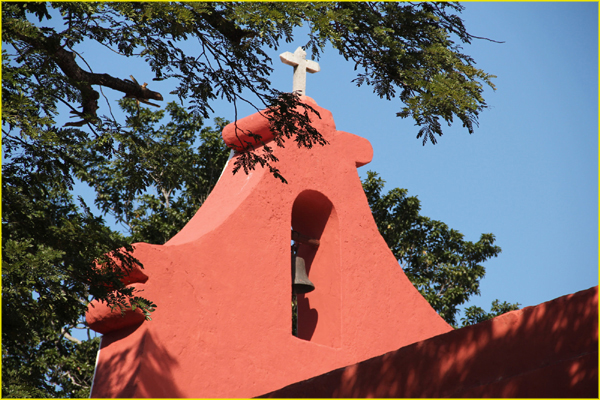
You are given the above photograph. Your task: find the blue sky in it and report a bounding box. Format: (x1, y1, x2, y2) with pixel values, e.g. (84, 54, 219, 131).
(60, 3, 598, 316)
(213, 2, 599, 312)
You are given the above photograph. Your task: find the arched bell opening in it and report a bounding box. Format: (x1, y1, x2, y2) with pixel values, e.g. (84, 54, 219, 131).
(291, 190, 341, 347)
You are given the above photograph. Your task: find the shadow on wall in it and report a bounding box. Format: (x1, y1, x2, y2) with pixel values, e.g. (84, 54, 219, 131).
(296, 296, 318, 341)
(260, 286, 598, 398)
(92, 325, 184, 398)
(292, 190, 341, 347)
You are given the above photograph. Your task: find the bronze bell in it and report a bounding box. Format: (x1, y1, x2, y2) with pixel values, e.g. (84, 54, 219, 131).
(292, 255, 315, 294)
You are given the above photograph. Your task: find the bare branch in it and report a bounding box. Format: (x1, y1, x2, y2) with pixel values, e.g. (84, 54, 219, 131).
(10, 28, 163, 126)
(60, 327, 82, 345)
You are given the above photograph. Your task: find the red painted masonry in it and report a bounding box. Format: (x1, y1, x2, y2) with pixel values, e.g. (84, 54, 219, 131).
(261, 286, 598, 398)
(87, 97, 452, 398)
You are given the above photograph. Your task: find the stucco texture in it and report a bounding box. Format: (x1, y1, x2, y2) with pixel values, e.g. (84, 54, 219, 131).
(87, 97, 452, 398)
(262, 286, 598, 398)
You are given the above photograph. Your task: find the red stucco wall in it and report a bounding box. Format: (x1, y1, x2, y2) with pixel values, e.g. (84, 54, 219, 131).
(261, 286, 598, 398)
(87, 97, 453, 398)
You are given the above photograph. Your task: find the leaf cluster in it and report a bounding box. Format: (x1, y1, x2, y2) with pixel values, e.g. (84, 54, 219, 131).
(2, 128, 143, 396)
(2, 3, 500, 395)
(82, 99, 231, 244)
(460, 299, 521, 327)
(2, 70, 228, 394)
(3, 2, 496, 180)
(322, 2, 496, 144)
(231, 91, 327, 183)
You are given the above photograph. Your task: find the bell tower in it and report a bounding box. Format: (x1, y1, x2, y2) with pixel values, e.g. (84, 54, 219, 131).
(86, 51, 453, 398)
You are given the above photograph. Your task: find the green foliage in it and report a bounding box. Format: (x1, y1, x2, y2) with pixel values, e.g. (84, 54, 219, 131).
(2, 49, 151, 396)
(461, 299, 521, 327)
(80, 99, 231, 244)
(321, 2, 496, 145)
(1, 134, 143, 396)
(362, 171, 517, 327)
(3, 2, 499, 396)
(2, 335, 100, 398)
(2, 2, 495, 179)
(2, 89, 227, 396)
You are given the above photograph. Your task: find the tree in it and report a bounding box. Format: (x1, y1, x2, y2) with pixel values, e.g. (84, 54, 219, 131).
(362, 171, 518, 327)
(80, 99, 231, 245)
(1, 125, 151, 396)
(2, 2, 495, 180)
(3, 2, 500, 397)
(460, 300, 521, 327)
(2, 94, 229, 396)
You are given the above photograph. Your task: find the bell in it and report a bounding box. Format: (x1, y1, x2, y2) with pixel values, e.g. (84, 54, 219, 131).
(292, 255, 315, 294)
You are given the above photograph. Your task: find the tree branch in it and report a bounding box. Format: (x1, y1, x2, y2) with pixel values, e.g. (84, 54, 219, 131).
(198, 4, 256, 45)
(60, 327, 82, 345)
(63, 370, 87, 388)
(10, 28, 163, 126)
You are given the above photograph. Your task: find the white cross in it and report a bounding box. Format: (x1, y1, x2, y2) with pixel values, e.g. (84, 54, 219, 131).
(279, 47, 320, 96)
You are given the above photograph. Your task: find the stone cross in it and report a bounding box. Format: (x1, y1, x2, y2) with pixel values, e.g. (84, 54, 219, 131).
(279, 47, 320, 96)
